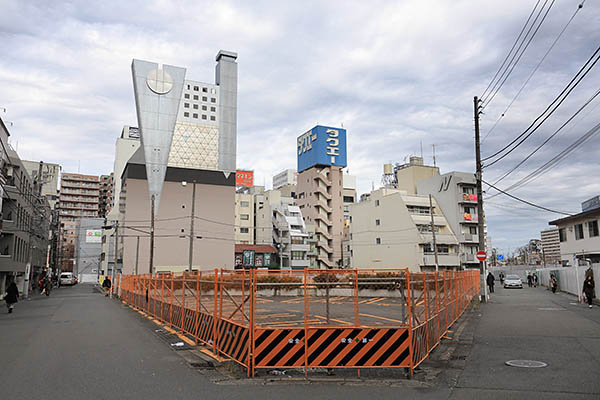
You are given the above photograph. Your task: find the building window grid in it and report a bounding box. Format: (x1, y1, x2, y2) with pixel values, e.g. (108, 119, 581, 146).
(575, 224, 584, 240)
(589, 220, 599, 237)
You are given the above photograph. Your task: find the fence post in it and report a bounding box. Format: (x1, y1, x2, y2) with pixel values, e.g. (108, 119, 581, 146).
(423, 273, 429, 357)
(249, 268, 254, 378)
(170, 273, 174, 328)
(303, 268, 308, 377)
(406, 269, 414, 376)
(161, 274, 165, 322)
(435, 270, 440, 346)
(354, 269, 359, 326)
(195, 271, 200, 344)
(213, 268, 218, 355)
(182, 272, 186, 331)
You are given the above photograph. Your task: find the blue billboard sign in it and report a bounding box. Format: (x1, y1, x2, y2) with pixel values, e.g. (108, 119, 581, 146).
(297, 125, 347, 172)
(497, 254, 504, 261)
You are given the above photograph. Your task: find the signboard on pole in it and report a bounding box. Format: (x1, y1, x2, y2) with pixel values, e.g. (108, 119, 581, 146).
(497, 254, 504, 261)
(476, 251, 487, 261)
(86, 230, 102, 243)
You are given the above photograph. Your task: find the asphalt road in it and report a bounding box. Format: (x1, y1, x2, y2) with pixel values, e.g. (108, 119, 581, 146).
(1, 282, 598, 399)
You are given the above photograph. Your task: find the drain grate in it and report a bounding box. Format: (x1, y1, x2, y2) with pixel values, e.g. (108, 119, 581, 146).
(505, 360, 547, 368)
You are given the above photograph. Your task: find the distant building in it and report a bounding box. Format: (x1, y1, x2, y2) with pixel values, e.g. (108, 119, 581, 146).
(74, 218, 103, 282)
(273, 169, 297, 189)
(235, 190, 254, 244)
(58, 173, 100, 221)
(540, 228, 561, 265)
(296, 125, 347, 268)
(234, 244, 276, 269)
(549, 196, 600, 265)
(21, 160, 61, 210)
(99, 173, 114, 218)
(349, 188, 460, 271)
(342, 173, 357, 267)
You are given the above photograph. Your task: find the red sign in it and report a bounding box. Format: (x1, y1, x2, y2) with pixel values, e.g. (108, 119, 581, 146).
(236, 170, 254, 187)
(476, 251, 487, 261)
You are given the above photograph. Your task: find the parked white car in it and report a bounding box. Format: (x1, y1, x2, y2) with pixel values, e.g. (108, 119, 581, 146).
(59, 272, 76, 286)
(504, 274, 523, 289)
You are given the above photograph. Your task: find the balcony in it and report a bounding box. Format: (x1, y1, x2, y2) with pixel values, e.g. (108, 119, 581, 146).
(314, 172, 329, 185)
(461, 253, 477, 263)
(290, 259, 310, 269)
(420, 232, 457, 245)
(317, 254, 334, 268)
(462, 213, 478, 223)
(315, 224, 332, 240)
(314, 185, 332, 200)
(459, 193, 478, 203)
(317, 240, 333, 253)
(290, 243, 310, 252)
(462, 233, 475, 242)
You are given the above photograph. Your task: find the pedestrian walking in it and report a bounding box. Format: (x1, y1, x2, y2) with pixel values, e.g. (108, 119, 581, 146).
(487, 272, 495, 293)
(499, 272, 505, 285)
(583, 275, 595, 308)
(533, 274, 538, 288)
(550, 275, 558, 294)
(102, 276, 112, 296)
(527, 273, 533, 287)
(4, 279, 19, 313)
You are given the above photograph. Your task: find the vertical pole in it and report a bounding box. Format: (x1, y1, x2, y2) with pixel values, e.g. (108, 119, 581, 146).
(218, 270, 224, 356)
(213, 269, 218, 355)
(111, 221, 118, 298)
(161, 273, 164, 322)
(435, 271, 440, 345)
(150, 194, 155, 274)
(406, 270, 414, 376)
(325, 270, 330, 324)
(195, 271, 200, 344)
(474, 96, 487, 302)
(304, 268, 308, 377)
(249, 268, 254, 377)
(188, 182, 196, 272)
(354, 270, 359, 326)
(423, 273, 429, 356)
(429, 195, 439, 272)
(135, 236, 140, 275)
(182, 272, 186, 331)
(170, 273, 174, 328)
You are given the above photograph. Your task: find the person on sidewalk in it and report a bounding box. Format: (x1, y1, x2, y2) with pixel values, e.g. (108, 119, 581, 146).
(583, 275, 595, 308)
(550, 275, 558, 294)
(102, 276, 112, 296)
(4, 279, 19, 313)
(487, 272, 495, 293)
(533, 274, 538, 288)
(527, 273, 533, 287)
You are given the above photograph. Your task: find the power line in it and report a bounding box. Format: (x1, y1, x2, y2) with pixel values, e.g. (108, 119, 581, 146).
(482, 44, 600, 165)
(490, 86, 600, 186)
(482, 179, 573, 215)
(481, 0, 555, 109)
(481, 0, 543, 100)
(481, 1, 586, 144)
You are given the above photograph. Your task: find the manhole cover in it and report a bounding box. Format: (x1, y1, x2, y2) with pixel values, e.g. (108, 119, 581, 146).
(505, 360, 547, 368)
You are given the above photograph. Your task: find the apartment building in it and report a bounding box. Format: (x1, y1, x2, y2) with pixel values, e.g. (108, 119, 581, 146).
(349, 188, 460, 271)
(21, 160, 61, 210)
(342, 173, 357, 267)
(296, 125, 347, 269)
(99, 173, 114, 218)
(0, 120, 51, 295)
(235, 190, 254, 244)
(540, 228, 561, 266)
(416, 171, 481, 268)
(549, 196, 600, 265)
(59, 173, 100, 221)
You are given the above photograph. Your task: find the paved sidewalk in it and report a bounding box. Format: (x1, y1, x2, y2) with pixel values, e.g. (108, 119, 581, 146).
(449, 285, 600, 399)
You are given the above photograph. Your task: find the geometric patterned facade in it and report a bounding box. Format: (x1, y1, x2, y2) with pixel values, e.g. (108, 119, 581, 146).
(169, 122, 219, 170)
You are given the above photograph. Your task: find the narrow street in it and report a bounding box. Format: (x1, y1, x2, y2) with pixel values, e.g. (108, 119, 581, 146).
(1, 282, 599, 399)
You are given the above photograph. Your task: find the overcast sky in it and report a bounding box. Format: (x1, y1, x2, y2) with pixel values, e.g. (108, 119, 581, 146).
(1, 0, 599, 253)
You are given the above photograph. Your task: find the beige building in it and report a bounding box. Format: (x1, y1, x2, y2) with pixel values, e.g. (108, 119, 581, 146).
(296, 166, 344, 268)
(394, 156, 440, 194)
(540, 228, 561, 266)
(21, 160, 61, 210)
(342, 173, 357, 267)
(235, 191, 254, 244)
(349, 188, 460, 271)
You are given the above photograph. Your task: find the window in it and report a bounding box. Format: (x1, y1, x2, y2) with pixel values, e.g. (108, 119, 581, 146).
(240, 214, 249, 220)
(559, 228, 567, 242)
(291, 251, 304, 260)
(193, 113, 198, 118)
(462, 186, 475, 194)
(291, 237, 304, 244)
(184, 94, 190, 99)
(240, 227, 249, 233)
(343, 205, 349, 212)
(193, 104, 198, 109)
(202, 96, 207, 101)
(202, 87, 208, 93)
(202, 114, 207, 120)
(376, 238, 381, 245)
(210, 106, 216, 112)
(210, 116, 216, 121)
(375, 219, 380, 226)
(575, 224, 584, 240)
(202, 105, 207, 111)
(375, 200, 380, 207)
(464, 206, 475, 214)
(193, 86, 199, 91)
(469, 226, 477, 234)
(240, 201, 249, 207)
(187, 84, 190, 89)
(211, 98, 216, 103)
(184, 103, 190, 108)
(211, 88, 216, 94)
(193, 95, 199, 100)
(184, 112, 189, 117)
(407, 205, 430, 215)
(589, 220, 599, 237)
(343, 196, 354, 203)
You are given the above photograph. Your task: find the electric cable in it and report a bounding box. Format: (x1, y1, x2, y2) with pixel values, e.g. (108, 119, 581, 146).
(482, 179, 573, 215)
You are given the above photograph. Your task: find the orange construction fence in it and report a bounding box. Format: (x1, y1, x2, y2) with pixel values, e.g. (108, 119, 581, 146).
(117, 268, 480, 376)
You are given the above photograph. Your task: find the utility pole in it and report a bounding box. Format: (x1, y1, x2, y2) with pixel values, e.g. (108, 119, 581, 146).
(111, 220, 118, 299)
(149, 194, 155, 274)
(429, 194, 439, 272)
(474, 96, 487, 302)
(188, 181, 196, 271)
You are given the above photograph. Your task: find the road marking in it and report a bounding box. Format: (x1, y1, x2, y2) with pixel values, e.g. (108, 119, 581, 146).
(359, 313, 405, 323)
(366, 297, 386, 304)
(315, 315, 352, 325)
